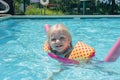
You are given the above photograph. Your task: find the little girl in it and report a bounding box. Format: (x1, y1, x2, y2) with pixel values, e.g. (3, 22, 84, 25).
(44, 24, 95, 64)
(46, 24, 73, 58)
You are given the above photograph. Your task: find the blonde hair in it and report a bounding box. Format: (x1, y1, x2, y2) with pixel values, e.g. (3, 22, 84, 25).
(47, 24, 72, 42)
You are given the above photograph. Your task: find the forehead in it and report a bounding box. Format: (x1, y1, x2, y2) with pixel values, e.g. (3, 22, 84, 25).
(51, 30, 66, 37)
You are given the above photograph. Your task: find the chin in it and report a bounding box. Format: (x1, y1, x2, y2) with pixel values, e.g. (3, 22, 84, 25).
(59, 50, 66, 53)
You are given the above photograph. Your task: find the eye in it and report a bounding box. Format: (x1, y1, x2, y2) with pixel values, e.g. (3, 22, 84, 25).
(60, 37, 65, 40)
(51, 38, 56, 41)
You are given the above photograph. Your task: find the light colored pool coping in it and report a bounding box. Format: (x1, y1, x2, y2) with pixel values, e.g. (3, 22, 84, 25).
(10, 15, 120, 18)
(1, 15, 120, 21)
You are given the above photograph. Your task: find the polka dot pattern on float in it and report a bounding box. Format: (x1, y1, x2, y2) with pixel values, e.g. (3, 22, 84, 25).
(68, 41, 95, 61)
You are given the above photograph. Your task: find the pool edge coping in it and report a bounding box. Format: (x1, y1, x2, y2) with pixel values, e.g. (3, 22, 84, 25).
(11, 15, 120, 18)
(1, 15, 120, 21)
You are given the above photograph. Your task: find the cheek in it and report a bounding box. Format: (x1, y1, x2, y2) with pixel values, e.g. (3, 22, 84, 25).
(64, 41, 70, 47)
(67, 40, 71, 46)
(49, 41, 55, 47)
(66, 39, 70, 44)
(48, 41, 52, 46)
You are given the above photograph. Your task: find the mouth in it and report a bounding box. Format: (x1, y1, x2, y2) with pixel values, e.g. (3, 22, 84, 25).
(56, 45, 63, 48)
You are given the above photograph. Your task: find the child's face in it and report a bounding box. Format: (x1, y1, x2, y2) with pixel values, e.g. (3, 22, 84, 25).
(49, 31, 70, 53)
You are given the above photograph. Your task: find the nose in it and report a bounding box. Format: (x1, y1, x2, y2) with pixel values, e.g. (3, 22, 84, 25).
(56, 39, 60, 43)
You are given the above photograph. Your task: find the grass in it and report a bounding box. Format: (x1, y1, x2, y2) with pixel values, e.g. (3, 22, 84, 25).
(25, 5, 64, 15)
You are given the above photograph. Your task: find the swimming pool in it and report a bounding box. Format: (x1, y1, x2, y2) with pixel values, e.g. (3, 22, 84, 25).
(0, 16, 120, 80)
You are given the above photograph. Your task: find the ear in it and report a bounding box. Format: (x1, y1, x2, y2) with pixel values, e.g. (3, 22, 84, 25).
(68, 40, 72, 47)
(68, 37, 71, 42)
(67, 37, 72, 47)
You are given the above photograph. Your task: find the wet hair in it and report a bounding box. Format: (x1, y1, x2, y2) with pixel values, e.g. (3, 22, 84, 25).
(47, 24, 72, 42)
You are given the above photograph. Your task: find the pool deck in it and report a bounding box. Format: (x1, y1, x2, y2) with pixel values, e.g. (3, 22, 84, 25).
(1, 15, 120, 20)
(0, 14, 11, 17)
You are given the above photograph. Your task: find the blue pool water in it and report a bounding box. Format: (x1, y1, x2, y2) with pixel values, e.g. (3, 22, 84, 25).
(0, 17, 120, 80)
